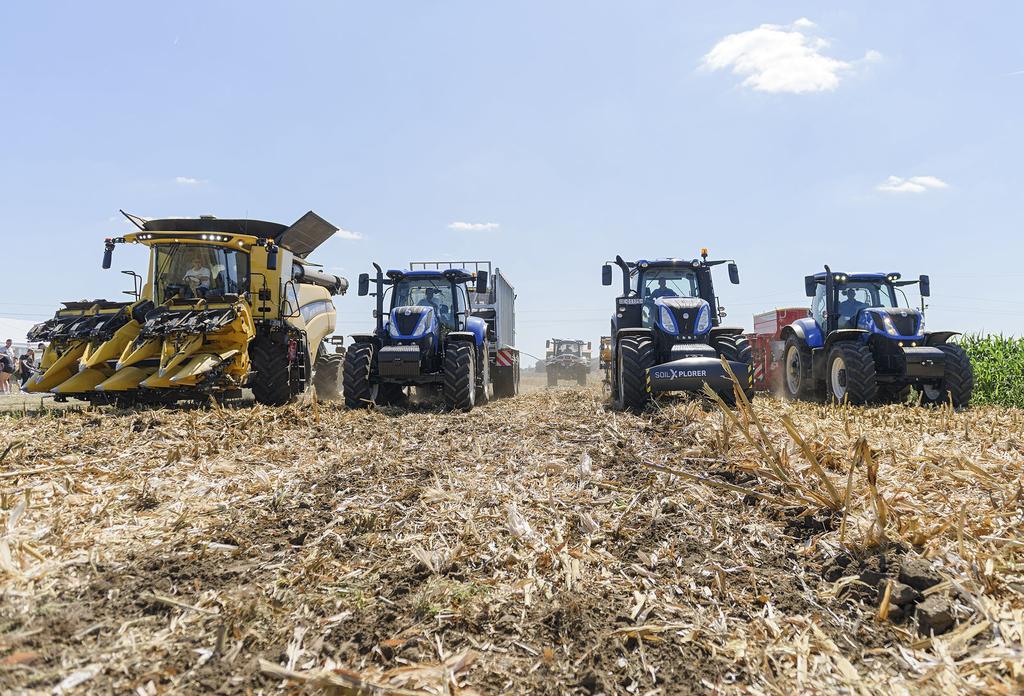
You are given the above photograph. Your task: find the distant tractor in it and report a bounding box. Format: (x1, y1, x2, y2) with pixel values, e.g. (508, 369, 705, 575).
(601, 250, 753, 411)
(545, 339, 591, 386)
(346, 260, 518, 411)
(771, 267, 973, 406)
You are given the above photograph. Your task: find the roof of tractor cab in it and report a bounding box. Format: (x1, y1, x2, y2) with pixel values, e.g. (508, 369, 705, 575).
(811, 272, 899, 283)
(636, 258, 703, 268)
(389, 269, 472, 279)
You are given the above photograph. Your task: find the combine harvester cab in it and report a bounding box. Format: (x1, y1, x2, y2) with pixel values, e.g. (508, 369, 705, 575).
(345, 260, 519, 411)
(763, 267, 973, 406)
(27, 212, 348, 407)
(544, 339, 591, 386)
(601, 249, 753, 411)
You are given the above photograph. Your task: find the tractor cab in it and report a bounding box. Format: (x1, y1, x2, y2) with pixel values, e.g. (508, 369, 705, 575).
(805, 270, 928, 341)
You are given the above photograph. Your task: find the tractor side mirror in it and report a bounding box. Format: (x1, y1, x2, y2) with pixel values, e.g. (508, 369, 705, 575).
(728, 262, 740, 285)
(919, 274, 930, 297)
(601, 264, 612, 286)
(804, 276, 816, 297)
(102, 241, 114, 269)
(266, 245, 278, 271)
(476, 271, 488, 294)
(358, 273, 370, 296)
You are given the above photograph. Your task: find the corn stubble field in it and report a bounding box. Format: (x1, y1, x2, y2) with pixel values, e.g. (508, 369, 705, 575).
(1, 376, 1022, 695)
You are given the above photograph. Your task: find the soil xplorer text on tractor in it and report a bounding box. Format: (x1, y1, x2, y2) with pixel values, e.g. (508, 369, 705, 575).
(602, 249, 754, 411)
(773, 266, 973, 405)
(26, 212, 348, 407)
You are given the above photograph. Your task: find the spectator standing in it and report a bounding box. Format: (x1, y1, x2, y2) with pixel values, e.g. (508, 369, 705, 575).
(0, 340, 13, 394)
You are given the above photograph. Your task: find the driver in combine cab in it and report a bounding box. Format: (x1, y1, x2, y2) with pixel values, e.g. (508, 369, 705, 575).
(837, 288, 867, 328)
(183, 253, 212, 296)
(650, 279, 677, 299)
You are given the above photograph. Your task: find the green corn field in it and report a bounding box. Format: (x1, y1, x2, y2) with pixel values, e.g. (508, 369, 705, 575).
(959, 334, 1024, 407)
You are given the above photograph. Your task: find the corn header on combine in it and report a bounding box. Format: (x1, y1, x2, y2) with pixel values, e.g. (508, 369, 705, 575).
(27, 212, 348, 407)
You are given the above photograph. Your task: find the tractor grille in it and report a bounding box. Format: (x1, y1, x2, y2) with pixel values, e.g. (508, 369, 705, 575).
(659, 297, 706, 336)
(391, 306, 430, 336)
(890, 313, 919, 336)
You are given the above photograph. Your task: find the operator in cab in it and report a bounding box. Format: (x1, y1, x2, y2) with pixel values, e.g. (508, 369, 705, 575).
(650, 278, 678, 299)
(837, 288, 867, 329)
(183, 252, 212, 297)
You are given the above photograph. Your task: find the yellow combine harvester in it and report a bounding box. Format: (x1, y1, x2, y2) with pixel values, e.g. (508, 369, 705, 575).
(26, 212, 348, 407)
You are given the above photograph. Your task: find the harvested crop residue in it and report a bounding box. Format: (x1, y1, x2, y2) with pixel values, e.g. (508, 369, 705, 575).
(1, 389, 1022, 694)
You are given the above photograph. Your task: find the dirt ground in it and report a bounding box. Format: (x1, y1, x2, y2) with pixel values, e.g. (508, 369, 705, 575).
(0, 383, 1021, 694)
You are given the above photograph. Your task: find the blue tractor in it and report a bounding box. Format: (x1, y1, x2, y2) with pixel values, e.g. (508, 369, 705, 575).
(601, 250, 753, 411)
(344, 264, 491, 410)
(780, 267, 973, 406)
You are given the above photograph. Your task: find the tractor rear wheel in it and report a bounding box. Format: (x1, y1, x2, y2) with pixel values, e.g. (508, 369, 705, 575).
(782, 337, 814, 400)
(921, 344, 973, 407)
(342, 342, 378, 409)
(312, 349, 343, 400)
(826, 343, 877, 405)
(444, 342, 476, 411)
(616, 336, 654, 412)
(250, 337, 294, 406)
(711, 334, 755, 405)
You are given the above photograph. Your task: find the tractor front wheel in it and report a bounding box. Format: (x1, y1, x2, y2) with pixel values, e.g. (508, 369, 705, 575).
(342, 342, 378, 408)
(444, 342, 476, 411)
(616, 336, 654, 412)
(711, 334, 754, 405)
(921, 344, 973, 407)
(826, 343, 877, 405)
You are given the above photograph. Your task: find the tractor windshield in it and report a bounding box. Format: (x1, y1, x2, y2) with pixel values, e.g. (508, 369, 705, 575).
(639, 268, 699, 300)
(153, 243, 250, 303)
(834, 281, 905, 328)
(555, 342, 581, 356)
(393, 278, 456, 328)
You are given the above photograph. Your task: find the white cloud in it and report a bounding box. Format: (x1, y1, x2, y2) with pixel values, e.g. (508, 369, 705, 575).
(334, 227, 363, 241)
(448, 221, 499, 232)
(175, 176, 204, 185)
(702, 19, 879, 94)
(876, 175, 950, 194)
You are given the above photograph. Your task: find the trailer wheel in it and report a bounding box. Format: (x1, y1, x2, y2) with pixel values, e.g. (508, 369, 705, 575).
(475, 342, 493, 404)
(342, 342, 378, 408)
(782, 337, 814, 400)
(311, 350, 343, 401)
(921, 344, 973, 407)
(711, 334, 755, 405)
(826, 343, 877, 405)
(494, 363, 519, 398)
(444, 342, 476, 411)
(250, 338, 294, 406)
(616, 336, 653, 412)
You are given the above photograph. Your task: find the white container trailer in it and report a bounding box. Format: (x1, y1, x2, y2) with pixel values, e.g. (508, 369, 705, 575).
(409, 260, 520, 397)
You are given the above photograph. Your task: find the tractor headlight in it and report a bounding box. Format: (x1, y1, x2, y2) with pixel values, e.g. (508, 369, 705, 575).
(881, 314, 898, 336)
(917, 315, 925, 335)
(388, 320, 401, 338)
(658, 305, 679, 335)
(694, 304, 712, 334)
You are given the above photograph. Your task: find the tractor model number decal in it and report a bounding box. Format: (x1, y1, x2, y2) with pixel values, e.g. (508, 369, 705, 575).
(652, 368, 708, 380)
(618, 298, 643, 305)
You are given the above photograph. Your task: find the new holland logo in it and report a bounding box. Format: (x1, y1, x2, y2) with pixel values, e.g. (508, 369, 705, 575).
(653, 368, 708, 379)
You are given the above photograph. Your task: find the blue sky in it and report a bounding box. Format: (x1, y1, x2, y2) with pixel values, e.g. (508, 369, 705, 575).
(2, 2, 1022, 359)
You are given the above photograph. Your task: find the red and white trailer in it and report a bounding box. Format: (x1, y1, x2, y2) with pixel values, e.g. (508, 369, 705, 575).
(747, 308, 810, 392)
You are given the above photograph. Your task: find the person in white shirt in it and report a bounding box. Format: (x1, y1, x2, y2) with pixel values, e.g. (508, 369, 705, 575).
(183, 253, 212, 295)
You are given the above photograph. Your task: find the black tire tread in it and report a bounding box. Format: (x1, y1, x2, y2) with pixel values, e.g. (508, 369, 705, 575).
(828, 342, 878, 405)
(312, 351, 343, 400)
(618, 336, 654, 412)
(711, 334, 755, 405)
(927, 344, 974, 407)
(782, 336, 814, 400)
(342, 343, 376, 409)
(250, 339, 293, 406)
(444, 343, 475, 411)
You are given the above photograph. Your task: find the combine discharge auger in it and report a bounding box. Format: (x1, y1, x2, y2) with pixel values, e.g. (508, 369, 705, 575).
(601, 249, 753, 411)
(544, 339, 591, 387)
(752, 267, 973, 406)
(26, 212, 348, 407)
(345, 260, 519, 411)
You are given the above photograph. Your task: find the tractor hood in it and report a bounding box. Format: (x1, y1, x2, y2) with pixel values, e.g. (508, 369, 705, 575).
(858, 307, 924, 339)
(653, 297, 712, 338)
(388, 305, 437, 340)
